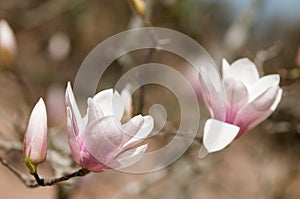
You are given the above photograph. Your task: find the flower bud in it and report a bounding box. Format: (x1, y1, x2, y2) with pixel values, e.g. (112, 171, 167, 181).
(24, 98, 48, 173)
(0, 20, 17, 70)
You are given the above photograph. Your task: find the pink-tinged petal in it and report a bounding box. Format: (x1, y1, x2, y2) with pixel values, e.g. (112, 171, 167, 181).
(221, 59, 231, 79)
(93, 89, 124, 121)
(83, 116, 124, 164)
(79, 142, 112, 172)
(223, 78, 248, 123)
(248, 74, 280, 103)
(66, 107, 81, 165)
(243, 88, 283, 133)
(234, 85, 280, 137)
(123, 115, 154, 148)
(24, 98, 48, 164)
(198, 66, 226, 121)
(121, 85, 133, 117)
(122, 115, 144, 144)
(271, 88, 283, 111)
(108, 144, 148, 169)
(226, 58, 259, 87)
(86, 98, 104, 124)
(65, 82, 84, 132)
(203, 119, 240, 153)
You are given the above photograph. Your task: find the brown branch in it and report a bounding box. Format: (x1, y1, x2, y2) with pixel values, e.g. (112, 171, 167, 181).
(32, 168, 90, 187)
(0, 156, 38, 187)
(0, 155, 90, 187)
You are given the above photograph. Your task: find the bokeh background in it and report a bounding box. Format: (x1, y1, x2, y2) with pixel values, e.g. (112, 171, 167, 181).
(1, 0, 300, 198)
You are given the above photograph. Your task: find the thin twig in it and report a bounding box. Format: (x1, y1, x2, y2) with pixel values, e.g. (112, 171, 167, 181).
(33, 168, 90, 187)
(0, 155, 90, 187)
(0, 156, 38, 187)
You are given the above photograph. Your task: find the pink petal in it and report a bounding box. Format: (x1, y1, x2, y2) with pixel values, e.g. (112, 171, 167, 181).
(65, 82, 84, 132)
(66, 107, 81, 165)
(224, 58, 259, 87)
(24, 98, 47, 164)
(234, 85, 280, 137)
(223, 78, 248, 123)
(83, 116, 124, 164)
(244, 88, 282, 133)
(79, 142, 112, 172)
(93, 89, 124, 121)
(198, 66, 226, 121)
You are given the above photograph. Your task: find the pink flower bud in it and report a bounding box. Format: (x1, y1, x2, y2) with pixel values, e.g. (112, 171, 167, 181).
(0, 20, 17, 70)
(24, 98, 48, 166)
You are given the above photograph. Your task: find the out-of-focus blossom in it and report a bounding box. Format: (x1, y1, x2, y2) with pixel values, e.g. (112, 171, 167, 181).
(65, 82, 153, 172)
(0, 20, 17, 70)
(24, 98, 48, 173)
(201, 58, 282, 152)
(47, 32, 71, 61)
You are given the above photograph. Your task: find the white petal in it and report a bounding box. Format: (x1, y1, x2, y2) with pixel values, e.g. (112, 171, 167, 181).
(227, 58, 259, 87)
(124, 115, 154, 148)
(93, 89, 124, 121)
(248, 74, 280, 103)
(87, 98, 104, 124)
(122, 115, 144, 143)
(222, 58, 231, 79)
(203, 119, 240, 153)
(65, 82, 84, 132)
(108, 144, 148, 169)
(271, 88, 282, 111)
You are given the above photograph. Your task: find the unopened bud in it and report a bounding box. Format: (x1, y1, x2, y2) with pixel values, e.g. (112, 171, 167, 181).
(24, 98, 48, 171)
(0, 20, 17, 70)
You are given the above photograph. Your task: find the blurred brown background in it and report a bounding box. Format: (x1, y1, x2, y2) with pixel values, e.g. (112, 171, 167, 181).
(1, 0, 300, 198)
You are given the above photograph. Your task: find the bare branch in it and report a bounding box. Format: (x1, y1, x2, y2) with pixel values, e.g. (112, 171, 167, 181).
(32, 168, 90, 187)
(0, 156, 38, 187)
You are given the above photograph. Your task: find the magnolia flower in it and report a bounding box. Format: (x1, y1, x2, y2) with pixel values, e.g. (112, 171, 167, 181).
(23, 98, 48, 173)
(201, 58, 282, 153)
(65, 82, 153, 172)
(0, 20, 17, 70)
